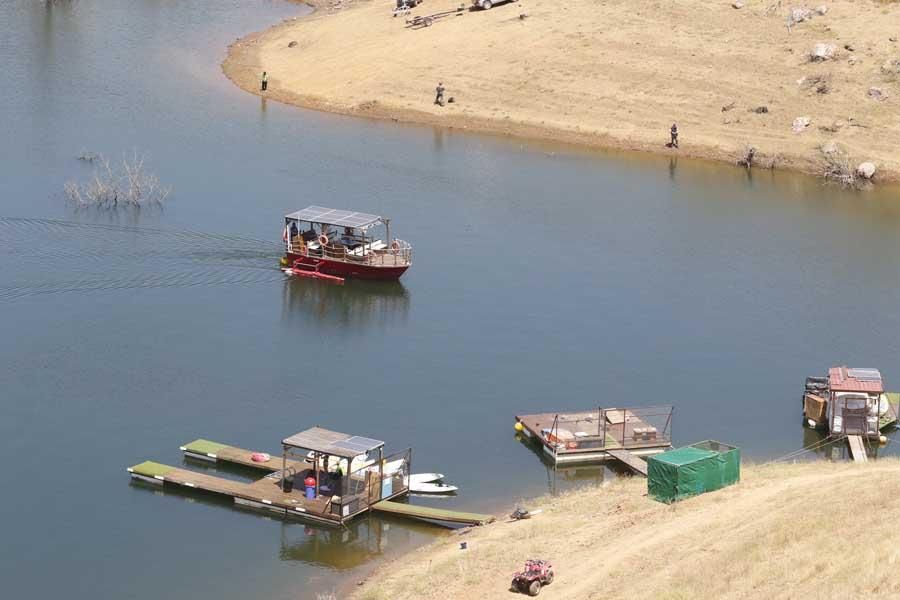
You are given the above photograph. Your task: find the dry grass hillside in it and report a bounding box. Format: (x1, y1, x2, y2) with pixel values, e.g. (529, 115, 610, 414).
(353, 460, 900, 600)
(225, 0, 900, 181)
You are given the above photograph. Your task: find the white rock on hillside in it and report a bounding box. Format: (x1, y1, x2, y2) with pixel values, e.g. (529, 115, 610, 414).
(792, 116, 811, 133)
(857, 162, 876, 180)
(811, 43, 836, 61)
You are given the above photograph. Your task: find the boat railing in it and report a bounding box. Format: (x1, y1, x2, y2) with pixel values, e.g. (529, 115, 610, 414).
(547, 405, 673, 456)
(285, 238, 412, 267)
(340, 447, 412, 511)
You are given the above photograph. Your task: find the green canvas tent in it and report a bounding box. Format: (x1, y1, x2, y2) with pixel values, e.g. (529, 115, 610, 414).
(647, 440, 740, 503)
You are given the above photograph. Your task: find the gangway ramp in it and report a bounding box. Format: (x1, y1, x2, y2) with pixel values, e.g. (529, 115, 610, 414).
(847, 435, 868, 463)
(605, 448, 648, 476)
(372, 501, 494, 526)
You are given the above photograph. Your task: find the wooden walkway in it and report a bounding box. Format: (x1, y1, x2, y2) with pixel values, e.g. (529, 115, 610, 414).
(372, 501, 494, 525)
(605, 448, 648, 476)
(180, 439, 306, 472)
(127, 460, 341, 524)
(847, 435, 868, 463)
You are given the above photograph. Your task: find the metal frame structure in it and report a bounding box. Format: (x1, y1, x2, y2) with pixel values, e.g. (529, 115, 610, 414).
(280, 427, 411, 523)
(546, 405, 674, 460)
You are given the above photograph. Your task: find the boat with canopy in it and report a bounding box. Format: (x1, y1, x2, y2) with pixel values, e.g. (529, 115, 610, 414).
(281, 206, 412, 281)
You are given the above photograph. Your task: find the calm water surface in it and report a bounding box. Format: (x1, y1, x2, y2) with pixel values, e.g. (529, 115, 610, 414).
(4, 1, 900, 598)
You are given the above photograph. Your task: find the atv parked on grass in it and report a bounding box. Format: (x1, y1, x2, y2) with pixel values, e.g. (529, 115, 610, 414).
(511, 559, 554, 596)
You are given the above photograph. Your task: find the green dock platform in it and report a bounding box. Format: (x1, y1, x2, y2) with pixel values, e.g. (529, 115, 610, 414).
(373, 500, 495, 525)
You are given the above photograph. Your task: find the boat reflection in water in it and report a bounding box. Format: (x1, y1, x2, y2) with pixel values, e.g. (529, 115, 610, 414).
(515, 432, 623, 496)
(129, 467, 438, 573)
(279, 516, 438, 571)
(280, 277, 410, 331)
(798, 424, 893, 462)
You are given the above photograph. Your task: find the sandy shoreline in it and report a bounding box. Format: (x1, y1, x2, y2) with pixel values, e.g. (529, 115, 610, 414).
(351, 460, 900, 599)
(224, 0, 900, 182)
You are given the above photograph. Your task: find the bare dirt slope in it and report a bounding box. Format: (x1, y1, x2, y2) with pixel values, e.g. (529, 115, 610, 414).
(224, 0, 900, 180)
(353, 460, 900, 600)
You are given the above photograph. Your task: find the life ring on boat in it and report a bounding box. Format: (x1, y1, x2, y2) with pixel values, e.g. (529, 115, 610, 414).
(318, 234, 329, 247)
(390, 239, 401, 254)
(251, 452, 271, 463)
(566, 441, 578, 450)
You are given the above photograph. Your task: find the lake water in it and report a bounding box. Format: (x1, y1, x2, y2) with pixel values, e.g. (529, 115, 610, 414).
(4, 1, 900, 598)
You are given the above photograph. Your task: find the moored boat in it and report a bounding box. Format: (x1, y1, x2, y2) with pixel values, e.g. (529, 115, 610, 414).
(281, 206, 412, 280)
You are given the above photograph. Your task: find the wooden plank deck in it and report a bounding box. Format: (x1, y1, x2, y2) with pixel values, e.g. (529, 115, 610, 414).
(372, 501, 494, 525)
(847, 435, 868, 463)
(128, 461, 340, 524)
(515, 409, 671, 465)
(604, 448, 648, 476)
(181, 439, 306, 472)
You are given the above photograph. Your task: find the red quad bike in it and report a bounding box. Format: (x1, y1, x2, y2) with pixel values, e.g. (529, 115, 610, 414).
(511, 559, 554, 596)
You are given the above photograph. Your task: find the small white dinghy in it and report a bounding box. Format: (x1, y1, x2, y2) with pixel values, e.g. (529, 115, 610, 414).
(408, 481, 458, 494)
(409, 472, 444, 484)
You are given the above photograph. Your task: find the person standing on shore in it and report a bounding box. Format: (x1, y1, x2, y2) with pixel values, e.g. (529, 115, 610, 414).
(434, 82, 445, 106)
(670, 123, 678, 148)
(261, 71, 268, 92)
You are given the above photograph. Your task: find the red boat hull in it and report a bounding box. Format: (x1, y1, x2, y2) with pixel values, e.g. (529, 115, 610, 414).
(285, 253, 409, 280)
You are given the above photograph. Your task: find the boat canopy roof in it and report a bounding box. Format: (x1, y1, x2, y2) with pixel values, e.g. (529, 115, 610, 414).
(829, 366, 884, 393)
(282, 426, 384, 458)
(285, 206, 385, 230)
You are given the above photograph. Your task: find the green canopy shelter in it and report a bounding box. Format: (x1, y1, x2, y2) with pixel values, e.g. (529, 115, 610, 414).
(648, 440, 740, 503)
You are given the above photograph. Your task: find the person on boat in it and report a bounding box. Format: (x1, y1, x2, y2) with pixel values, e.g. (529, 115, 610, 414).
(289, 221, 299, 240)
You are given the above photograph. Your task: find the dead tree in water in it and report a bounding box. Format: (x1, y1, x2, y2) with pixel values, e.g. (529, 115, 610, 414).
(64, 151, 172, 210)
(819, 145, 869, 190)
(736, 144, 756, 169)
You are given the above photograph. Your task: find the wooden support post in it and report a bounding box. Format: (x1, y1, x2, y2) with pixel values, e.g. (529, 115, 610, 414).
(281, 446, 288, 492)
(378, 447, 384, 503)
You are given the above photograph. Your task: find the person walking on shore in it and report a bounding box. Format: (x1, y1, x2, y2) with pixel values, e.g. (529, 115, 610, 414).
(670, 123, 678, 148)
(261, 71, 268, 92)
(434, 82, 445, 106)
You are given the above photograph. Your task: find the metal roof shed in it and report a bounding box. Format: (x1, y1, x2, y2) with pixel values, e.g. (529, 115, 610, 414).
(282, 427, 384, 457)
(828, 366, 884, 394)
(280, 427, 385, 497)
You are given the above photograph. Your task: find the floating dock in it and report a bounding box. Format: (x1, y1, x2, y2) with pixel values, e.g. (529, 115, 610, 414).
(372, 501, 494, 525)
(180, 439, 304, 472)
(130, 435, 495, 528)
(515, 405, 673, 469)
(128, 459, 376, 526)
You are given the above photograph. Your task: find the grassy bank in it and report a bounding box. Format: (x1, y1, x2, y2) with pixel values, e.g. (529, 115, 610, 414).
(353, 460, 900, 599)
(224, 0, 900, 181)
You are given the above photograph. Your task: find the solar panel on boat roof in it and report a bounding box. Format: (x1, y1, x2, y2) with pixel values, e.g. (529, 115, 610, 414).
(848, 368, 882, 381)
(332, 436, 383, 454)
(288, 206, 382, 228)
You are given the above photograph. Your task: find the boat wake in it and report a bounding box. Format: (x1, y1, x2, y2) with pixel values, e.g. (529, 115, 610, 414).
(0, 217, 283, 300)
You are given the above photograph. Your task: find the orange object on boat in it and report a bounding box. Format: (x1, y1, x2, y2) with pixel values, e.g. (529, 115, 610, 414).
(282, 260, 345, 285)
(251, 452, 271, 463)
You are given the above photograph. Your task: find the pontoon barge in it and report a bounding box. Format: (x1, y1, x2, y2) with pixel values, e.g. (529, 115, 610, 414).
(281, 206, 412, 280)
(515, 405, 673, 468)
